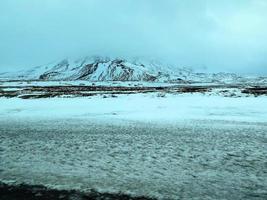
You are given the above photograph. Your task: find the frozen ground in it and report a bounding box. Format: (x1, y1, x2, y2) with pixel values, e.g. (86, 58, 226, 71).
(0, 93, 267, 122)
(1, 93, 267, 199)
(0, 80, 180, 87)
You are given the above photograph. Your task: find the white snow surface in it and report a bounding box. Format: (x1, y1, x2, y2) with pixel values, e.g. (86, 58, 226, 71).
(0, 93, 267, 123)
(1, 94, 267, 199)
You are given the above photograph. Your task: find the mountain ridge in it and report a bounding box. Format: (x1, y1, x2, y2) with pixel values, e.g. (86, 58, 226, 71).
(0, 56, 266, 84)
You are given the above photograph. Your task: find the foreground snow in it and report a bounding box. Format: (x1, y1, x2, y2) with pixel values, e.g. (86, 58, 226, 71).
(0, 93, 267, 123)
(1, 94, 267, 199)
(1, 119, 266, 199)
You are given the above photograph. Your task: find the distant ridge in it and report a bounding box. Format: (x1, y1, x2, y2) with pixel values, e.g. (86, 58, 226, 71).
(0, 56, 266, 84)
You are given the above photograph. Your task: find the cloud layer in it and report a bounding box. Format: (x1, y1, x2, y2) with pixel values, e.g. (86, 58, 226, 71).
(0, 0, 267, 74)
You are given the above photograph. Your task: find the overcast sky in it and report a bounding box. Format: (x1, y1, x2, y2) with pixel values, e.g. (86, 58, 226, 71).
(0, 0, 267, 74)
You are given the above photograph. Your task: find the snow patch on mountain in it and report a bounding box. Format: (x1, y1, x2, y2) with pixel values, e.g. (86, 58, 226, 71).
(1, 56, 266, 84)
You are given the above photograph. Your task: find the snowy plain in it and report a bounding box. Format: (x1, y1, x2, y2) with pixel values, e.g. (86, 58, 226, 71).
(1, 93, 267, 199)
(0, 93, 267, 123)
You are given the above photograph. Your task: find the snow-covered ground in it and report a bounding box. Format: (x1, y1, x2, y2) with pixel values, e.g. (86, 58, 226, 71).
(0, 93, 267, 123)
(1, 93, 267, 199)
(0, 80, 179, 87)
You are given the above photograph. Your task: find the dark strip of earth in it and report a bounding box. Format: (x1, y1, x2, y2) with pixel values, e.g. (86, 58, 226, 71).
(0, 182, 156, 200)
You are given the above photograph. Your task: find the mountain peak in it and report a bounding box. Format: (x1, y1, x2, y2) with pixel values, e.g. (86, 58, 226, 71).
(1, 56, 265, 84)
(34, 57, 166, 82)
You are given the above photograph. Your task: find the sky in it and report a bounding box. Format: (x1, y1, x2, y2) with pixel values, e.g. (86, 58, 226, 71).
(0, 0, 267, 75)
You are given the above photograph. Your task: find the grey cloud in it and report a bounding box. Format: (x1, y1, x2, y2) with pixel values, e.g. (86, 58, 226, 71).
(0, 0, 266, 75)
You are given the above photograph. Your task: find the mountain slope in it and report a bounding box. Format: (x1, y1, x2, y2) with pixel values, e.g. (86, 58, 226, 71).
(1, 56, 266, 84)
(0, 57, 177, 82)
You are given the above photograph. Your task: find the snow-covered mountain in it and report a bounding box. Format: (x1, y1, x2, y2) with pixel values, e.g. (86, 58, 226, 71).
(0, 56, 266, 84)
(0, 57, 172, 82)
(0, 57, 186, 82)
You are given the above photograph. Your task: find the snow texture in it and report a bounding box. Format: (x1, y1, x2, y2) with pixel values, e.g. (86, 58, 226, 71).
(1, 93, 267, 199)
